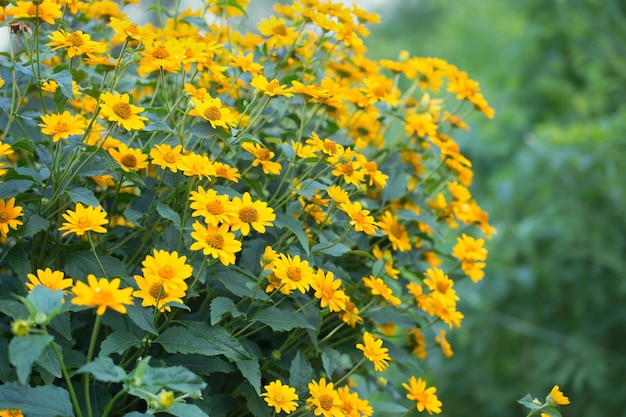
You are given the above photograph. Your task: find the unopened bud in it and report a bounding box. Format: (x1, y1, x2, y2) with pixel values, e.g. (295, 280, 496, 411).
(158, 390, 175, 409)
(12, 319, 30, 337)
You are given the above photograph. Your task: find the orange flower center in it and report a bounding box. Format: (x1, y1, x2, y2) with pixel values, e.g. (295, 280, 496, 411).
(203, 106, 222, 121)
(322, 141, 337, 154)
(256, 148, 271, 161)
(338, 162, 354, 176)
(78, 217, 90, 226)
(272, 24, 288, 36)
(319, 394, 334, 411)
(266, 79, 281, 93)
(238, 206, 258, 223)
(125, 24, 139, 36)
(159, 265, 174, 279)
(152, 45, 170, 59)
(112, 102, 132, 120)
(205, 233, 224, 249)
(350, 212, 365, 223)
(286, 266, 302, 282)
(274, 394, 285, 403)
(372, 85, 386, 98)
(435, 280, 450, 294)
(162, 152, 177, 163)
(67, 32, 85, 47)
(54, 122, 69, 134)
(121, 154, 138, 168)
(149, 282, 165, 299)
(206, 201, 224, 215)
(28, 5, 37, 16)
(389, 223, 405, 238)
(0, 212, 8, 221)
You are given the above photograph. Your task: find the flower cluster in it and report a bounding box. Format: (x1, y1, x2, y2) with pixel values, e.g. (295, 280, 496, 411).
(0, 0, 495, 416)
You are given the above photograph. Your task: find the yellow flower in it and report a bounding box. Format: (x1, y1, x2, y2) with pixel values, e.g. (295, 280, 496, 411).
(241, 142, 282, 175)
(213, 161, 241, 183)
(326, 185, 350, 204)
(378, 211, 411, 252)
(230, 51, 263, 75)
(423, 268, 458, 306)
(337, 386, 373, 417)
(339, 201, 378, 235)
(250, 75, 294, 98)
(230, 192, 275, 236)
(403, 376, 442, 415)
(405, 112, 438, 138)
(311, 269, 347, 312)
(99, 92, 148, 131)
(189, 96, 238, 130)
(46, 29, 106, 58)
(547, 385, 570, 406)
(7, 0, 63, 25)
(58, 203, 108, 237)
(257, 15, 297, 48)
(362, 275, 401, 307)
(356, 332, 391, 372)
(150, 143, 183, 172)
(190, 222, 242, 266)
(109, 143, 149, 172)
(306, 377, 343, 417)
(139, 39, 186, 74)
(0, 198, 23, 237)
(71, 275, 134, 315)
(39, 111, 87, 142)
(140, 249, 192, 290)
(26, 268, 73, 294)
(271, 253, 315, 295)
(435, 329, 453, 358)
(133, 274, 187, 312)
(189, 186, 238, 227)
(261, 380, 299, 414)
(0, 409, 24, 417)
(176, 152, 216, 179)
(108, 16, 147, 44)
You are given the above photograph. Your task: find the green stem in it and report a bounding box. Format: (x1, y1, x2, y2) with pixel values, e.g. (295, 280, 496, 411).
(88, 232, 108, 277)
(84, 314, 103, 417)
(50, 342, 84, 417)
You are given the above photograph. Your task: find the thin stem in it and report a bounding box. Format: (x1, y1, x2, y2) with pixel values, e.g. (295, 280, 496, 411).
(50, 342, 84, 417)
(84, 314, 103, 417)
(88, 232, 108, 277)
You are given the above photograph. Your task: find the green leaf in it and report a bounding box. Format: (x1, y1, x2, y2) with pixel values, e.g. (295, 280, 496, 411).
(540, 407, 562, 417)
(0, 179, 34, 199)
(155, 324, 248, 361)
(125, 299, 159, 335)
(275, 212, 310, 254)
(517, 393, 542, 409)
(236, 381, 269, 417)
(216, 267, 268, 301)
(166, 355, 235, 376)
(252, 308, 314, 332)
(289, 351, 314, 397)
(210, 296, 245, 325)
(48, 70, 74, 100)
(381, 168, 408, 203)
(9, 334, 54, 384)
(64, 250, 128, 280)
(123, 413, 152, 417)
(320, 346, 342, 378)
(0, 382, 74, 417)
(22, 214, 50, 237)
(66, 187, 101, 208)
(167, 402, 210, 417)
(77, 357, 127, 383)
(371, 259, 385, 278)
(156, 202, 182, 227)
(143, 366, 207, 393)
(0, 300, 29, 320)
(370, 402, 409, 413)
(311, 241, 351, 257)
(99, 330, 142, 357)
(236, 358, 261, 395)
(35, 343, 62, 379)
(143, 121, 176, 135)
(27, 285, 64, 317)
(293, 180, 327, 200)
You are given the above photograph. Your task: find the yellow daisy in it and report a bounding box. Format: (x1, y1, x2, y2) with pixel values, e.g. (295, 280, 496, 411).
(99, 91, 148, 131)
(71, 274, 134, 315)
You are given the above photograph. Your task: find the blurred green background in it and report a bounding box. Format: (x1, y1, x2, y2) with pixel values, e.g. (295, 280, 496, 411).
(364, 1, 626, 416)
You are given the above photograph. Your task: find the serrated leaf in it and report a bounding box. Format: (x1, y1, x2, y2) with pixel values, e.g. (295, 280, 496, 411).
(252, 308, 314, 332)
(320, 346, 342, 378)
(155, 324, 248, 361)
(237, 381, 269, 417)
(156, 202, 181, 227)
(275, 212, 309, 254)
(0, 382, 74, 417)
(236, 358, 261, 395)
(143, 121, 176, 135)
(0, 300, 29, 320)
(9, 334, 54, 384)
(289, 351, 314, 397)
(77, 357, 127, 383)
(216, 268, 268, 300)
(0, 179, 34, 198)
(166, 355, 235, 376)
(66, 187, 101, 208)
(99, 331, 142, 357)
(143, 366, 207, 393)
(167, 402, 210, 417)
(27, 286, 64, 317)
(64, 250, 128, 280)
(36, 343, 62, 379)
(23, 214, 50, 237)
(210, 297, 245, 325)
(518, 393, 542, 409)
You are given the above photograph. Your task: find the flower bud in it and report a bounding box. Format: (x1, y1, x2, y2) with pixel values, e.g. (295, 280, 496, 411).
(12, 319, 30, 337)
(34, 311, 48, 325)
(158, 390, 175, 409)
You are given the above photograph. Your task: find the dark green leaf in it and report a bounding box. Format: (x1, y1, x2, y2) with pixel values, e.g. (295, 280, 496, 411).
(210, 296, 245, 325)
(311, 242, 351, 257)
(99, 330, 141, 357)
(167, 402, 210, 417)
(275, 212, 309, 254)
(236, 358, 261, 395)
(143, 121, 176, 135)
(156, 324, 247, 361)
(216, 268, 268, 300)
(48, 70, 74, 100)
(66, 187, 101, 208)
(64, 250, 128, 280)
(253, 308, 314, 332)
(540, 407, 562, 417)
(0, 179, 34, 198)
(289, 351, 314, 397)
(143, 366, 207, 393)
(125, 299, 158, 335)
(0, 382, 74, 417)
(36, 343, 62, 379)
(156, 202, 181, 227)
(381, 169, 408, 202)
(237, 381, 269, 417)
(0, 300, 29, 320)
(9, 334, 54, 384)
(77, 357, 127, 383)
(22, 214, 50, 237)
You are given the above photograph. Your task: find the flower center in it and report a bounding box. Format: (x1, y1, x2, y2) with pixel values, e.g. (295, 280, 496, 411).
(351, 212, 365, 223)
(112, 102, 132, 119)
(152, 45, 170, 59)
(266, 79, 281, 93)
(339, 162, 354, 176)
(322, 141, 337, 154)
(238, 206, 258, 223)
(390, 223, 404, 238)
(159, 265, 174, 279)
(121, 154, 138, 168)
(78, 217, 90, 226)
(436, 280, 450, 294)
(286, 266, 302, 282)
(163, 152, 177, 163)
(54, 122, 69, 134)
(149, 282, 165, 299)
(256, 148, 271, 161)
(125, 24, 139, 36)
(67, 32, 85, 47)
(203, 106, 222, 121)
(274, 394, 285, 403)
(206, 201, 224, 215)
(0, 212, 8, 221)
(319, 394, 334, 411)
(205, 233, 224, 249)
(272, 24, 288, 36)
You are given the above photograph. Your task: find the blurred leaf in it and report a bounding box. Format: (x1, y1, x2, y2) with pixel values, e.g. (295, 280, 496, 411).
(156, 202, 182, 227)
(66, 187, 101, 208)
(9, 334, 54, 384)
(77, 357, 127, 383)
(99, 331, 142, 357)
(167, 403, 210, 417)
(0, 383, 74, 417)
(252, 308, 314, 332)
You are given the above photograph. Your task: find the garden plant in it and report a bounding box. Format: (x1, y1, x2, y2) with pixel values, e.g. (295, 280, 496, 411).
(0, 0, 530, 415)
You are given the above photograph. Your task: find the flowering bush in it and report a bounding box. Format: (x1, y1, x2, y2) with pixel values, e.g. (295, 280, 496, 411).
(0, 0, 496, 416)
